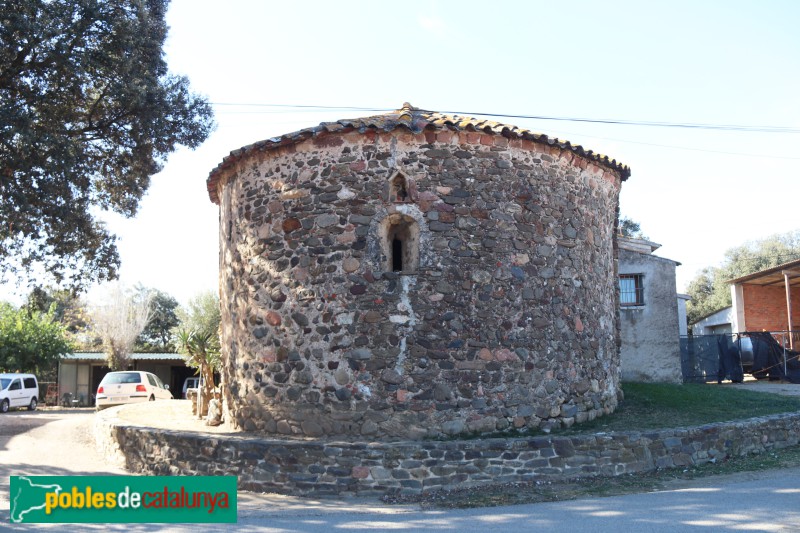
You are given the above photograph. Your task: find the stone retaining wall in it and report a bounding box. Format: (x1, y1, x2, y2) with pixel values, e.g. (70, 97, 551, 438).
(95, 409, 800, 496)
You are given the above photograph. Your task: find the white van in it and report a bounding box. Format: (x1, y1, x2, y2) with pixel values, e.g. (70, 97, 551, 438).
(182, 377, 199, 399)
(0, 373, 39, 413)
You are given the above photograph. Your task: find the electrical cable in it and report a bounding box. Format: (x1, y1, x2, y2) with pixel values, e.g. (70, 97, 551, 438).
(209, 102, 800, 160)
(209, 102, 800, 134)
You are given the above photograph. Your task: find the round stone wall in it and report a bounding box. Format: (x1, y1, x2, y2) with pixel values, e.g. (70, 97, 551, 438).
(211, 112, 626, 439)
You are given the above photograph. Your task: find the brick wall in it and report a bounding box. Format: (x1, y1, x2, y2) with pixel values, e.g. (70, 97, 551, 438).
(742, 284, 800, 332)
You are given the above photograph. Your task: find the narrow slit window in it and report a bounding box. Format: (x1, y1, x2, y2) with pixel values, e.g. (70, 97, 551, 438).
(392, 238, 403, 271)
(380, 214, 419, 273)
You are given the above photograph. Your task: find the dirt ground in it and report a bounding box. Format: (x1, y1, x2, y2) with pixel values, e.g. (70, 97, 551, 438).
(107, 381, 800, 436)
(724, 379, 800, 396)
(107, 399, 242, 435)
(4, 382, 800, 526)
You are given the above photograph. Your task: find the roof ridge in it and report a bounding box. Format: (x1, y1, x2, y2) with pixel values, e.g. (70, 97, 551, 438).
(207, 103, 630, 203)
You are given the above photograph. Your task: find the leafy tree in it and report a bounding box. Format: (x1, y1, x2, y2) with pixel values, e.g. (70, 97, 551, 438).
(0, 302, 72, 376)
(90, 284, 152, 370)
(135, 287, 180, 352)
(176, 291, 221, 337)
(0, 0, 214, 289)
(686, 230, 800, 325)
(173, 291, 220, 409)
(25, 286, 87, 333)
(619, 216, 647, 239)
(25, 287, 68, 319)
(24, 286, 99, 350)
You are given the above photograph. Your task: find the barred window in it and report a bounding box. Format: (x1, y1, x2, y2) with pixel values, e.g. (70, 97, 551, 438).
(619, 274, 644, 306)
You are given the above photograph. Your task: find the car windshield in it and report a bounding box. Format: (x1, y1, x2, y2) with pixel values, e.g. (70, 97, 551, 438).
(101, 372, 141, 385)
(0, 378, 10, 390)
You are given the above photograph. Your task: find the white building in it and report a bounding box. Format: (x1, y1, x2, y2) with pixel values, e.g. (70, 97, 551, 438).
(618, 236, 684, 383)
(690, 306, 733, 335)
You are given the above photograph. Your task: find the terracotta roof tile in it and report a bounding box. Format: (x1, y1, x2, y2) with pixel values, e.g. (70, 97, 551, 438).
(207, 103, 630, 203)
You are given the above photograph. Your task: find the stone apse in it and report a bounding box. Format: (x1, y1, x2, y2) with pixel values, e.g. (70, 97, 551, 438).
(206, 103, 630, 439)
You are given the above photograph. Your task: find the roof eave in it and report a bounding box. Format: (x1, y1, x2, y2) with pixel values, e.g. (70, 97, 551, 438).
(206, 105, 632, 204)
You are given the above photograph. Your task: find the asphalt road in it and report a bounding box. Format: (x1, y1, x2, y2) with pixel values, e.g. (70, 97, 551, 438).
(2, 408, 800, 532)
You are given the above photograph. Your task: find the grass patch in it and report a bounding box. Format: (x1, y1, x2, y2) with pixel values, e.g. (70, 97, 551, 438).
(563, 382, 800, 435)
(432, 382, 800, 441)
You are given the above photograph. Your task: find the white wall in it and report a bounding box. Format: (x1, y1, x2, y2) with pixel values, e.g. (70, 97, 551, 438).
(677, 294, 691, 336)
(618, 248, 682, 383)
(690, 306, 733, 335)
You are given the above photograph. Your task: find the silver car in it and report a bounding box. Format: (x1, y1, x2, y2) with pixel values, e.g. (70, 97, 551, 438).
(95, 371, 172, 410)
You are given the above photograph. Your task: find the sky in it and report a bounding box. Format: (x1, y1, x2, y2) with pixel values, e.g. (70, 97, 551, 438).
(3, 0, 800, 306)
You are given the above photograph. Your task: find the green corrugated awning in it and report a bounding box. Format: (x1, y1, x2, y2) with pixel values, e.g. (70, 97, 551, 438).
(62, 352, 186, 361)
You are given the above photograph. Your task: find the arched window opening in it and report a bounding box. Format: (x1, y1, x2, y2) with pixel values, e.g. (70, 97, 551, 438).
(389, 173, 410, 203)
(379, 214, 419, 273)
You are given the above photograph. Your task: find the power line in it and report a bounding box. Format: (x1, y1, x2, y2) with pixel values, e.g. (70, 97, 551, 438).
(726, 253, 800, 264)
(442, 110, 800, 134)
(541, 127, 800, 161)
(682, 253, 800, 271)
(210, 102, 800, 161)
(208, 102, 800, 134)
(211, 103, 390, 113)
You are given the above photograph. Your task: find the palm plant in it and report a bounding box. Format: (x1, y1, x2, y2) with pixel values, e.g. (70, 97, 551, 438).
(174, 327, 220, 412)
